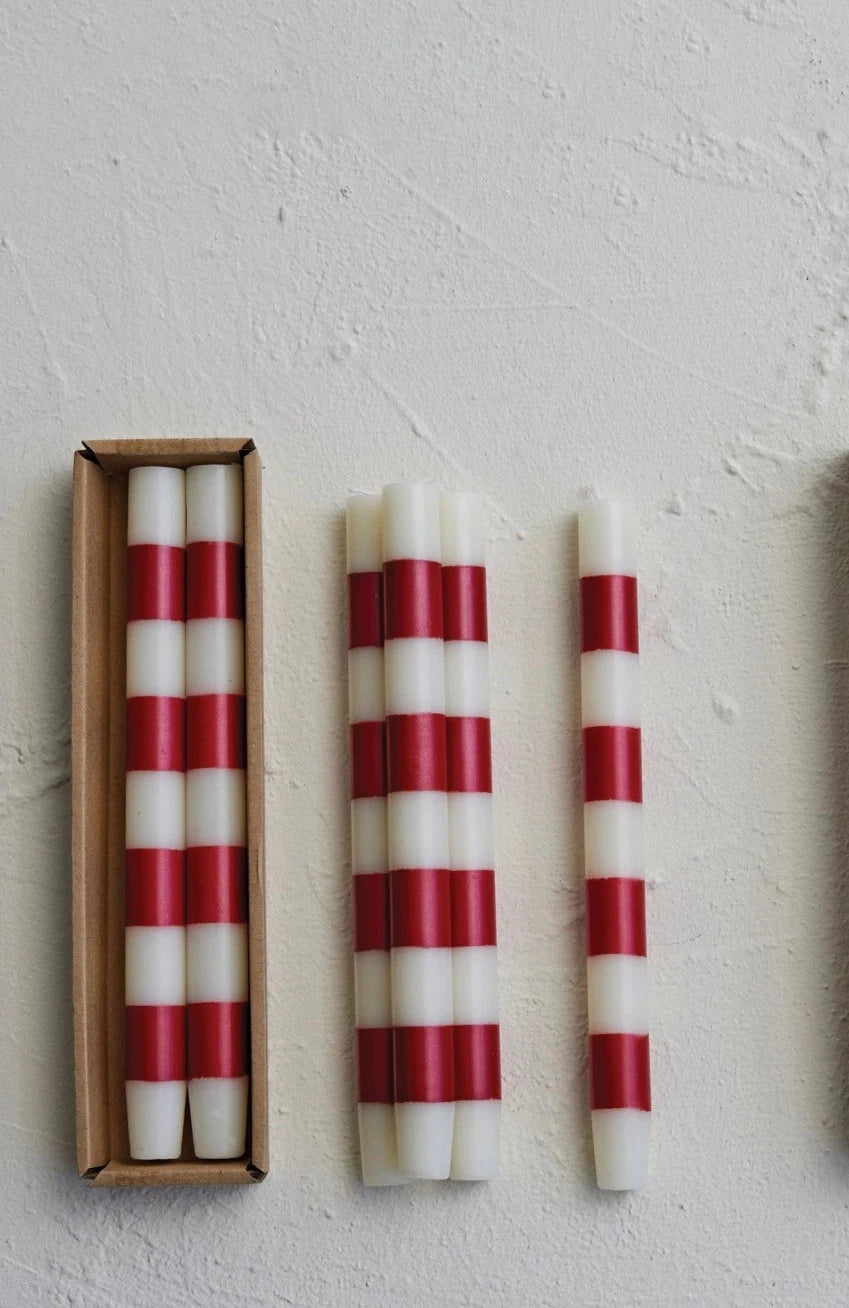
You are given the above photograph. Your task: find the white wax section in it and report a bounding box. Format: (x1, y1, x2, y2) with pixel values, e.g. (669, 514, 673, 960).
(440, 490, 485, 566)
(189, 1078, 249, 1160)
(126, 621, 185, 698)
(447, 793, 495, 869)
(578, 500, 637, 577)
(354, 951, 393, 1028)
(443, 642, 490, 716)
(186, 463, 244, 545)
(591, 1109, 650, 1191)
(348, 647, 385, 723)
(395, 1103, 455, 1180)
(186, 619, 245, 694)
(186, 769, 247, 846)
(346, 493, 383, 573)
(125, 927, 186, 1005)
(357, 1104, 406, 1187)
(126, 1081, 186, 1161)
(384, 639, 445, 714)
(351, 797, 388, 874)
(187, 924, 249, 1002)
(126, 772, 185, 849)
(581, 650, 641, 728)
(587, 955, 649, 1034)
(391, 947, 454, 1025)
(451, 1101, 501, 1181)
(583, 801, 646, 878)
(388, 792, 450, 869)
(382, 481, 441, 561)
(127, 466, 186, 547)
(452, 947, 499, 1023)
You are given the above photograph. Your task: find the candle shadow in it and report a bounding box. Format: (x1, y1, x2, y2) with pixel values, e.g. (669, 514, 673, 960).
(5, 471, 77, 1171)
(817, 458, 849, 1143)
(565, 512, 596, 1186)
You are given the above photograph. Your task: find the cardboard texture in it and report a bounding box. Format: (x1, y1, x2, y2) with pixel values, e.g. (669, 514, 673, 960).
(71, 439, 268, 1186)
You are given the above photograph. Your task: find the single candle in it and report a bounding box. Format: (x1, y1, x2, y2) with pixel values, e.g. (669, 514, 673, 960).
(383, 481, 455, 1180)
(440, 491, 501, 1180)
(185, 464, 249, 1160)
(578, 500, 650, 1191)
(125, 465, 187, 1160)
(347, 494, 406, 1185)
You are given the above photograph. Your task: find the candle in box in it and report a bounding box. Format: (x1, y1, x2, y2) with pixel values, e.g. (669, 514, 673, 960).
(186, 464, 250, 1160)
(578, 500, 651, 1191)
(124, 466, 187, 1160)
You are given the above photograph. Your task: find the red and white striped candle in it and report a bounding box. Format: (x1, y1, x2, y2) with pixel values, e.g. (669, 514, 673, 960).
(347, 494, 405, 1186)
(185, 464, 249, 1160)
(579, 500, 650, 1191)
(440, 491, 501, 1181)
(125, 466, 187, 1160)
(383, 482, 456, 1180)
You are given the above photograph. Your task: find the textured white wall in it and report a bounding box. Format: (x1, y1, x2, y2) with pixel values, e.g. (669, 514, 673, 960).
(3, 0, 849, 1303)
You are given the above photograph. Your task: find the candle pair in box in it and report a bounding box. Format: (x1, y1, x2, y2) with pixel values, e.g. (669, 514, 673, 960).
(71, 439, 268, 1186)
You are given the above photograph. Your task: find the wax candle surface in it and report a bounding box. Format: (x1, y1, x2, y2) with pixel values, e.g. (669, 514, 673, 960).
(579, 500, 650, 1192)
(125, 465, 187, 1160)
(186, 464, 249, 1160)
(383, 481, 456, 1180)
(440, 491, 501, 1181)
(347, 493, 406, 1186)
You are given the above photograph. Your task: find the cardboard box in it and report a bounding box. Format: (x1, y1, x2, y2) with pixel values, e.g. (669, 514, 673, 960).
(71, 438, 268, 1186)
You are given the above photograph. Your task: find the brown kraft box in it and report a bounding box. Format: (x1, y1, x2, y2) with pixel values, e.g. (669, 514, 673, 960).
(71, 438, 268, 1186)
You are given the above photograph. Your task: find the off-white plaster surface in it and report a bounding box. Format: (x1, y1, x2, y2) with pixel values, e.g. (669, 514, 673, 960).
(3, 1, 849, 1303)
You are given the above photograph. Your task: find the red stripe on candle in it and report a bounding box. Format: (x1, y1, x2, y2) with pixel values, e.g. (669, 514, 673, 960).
(446, 716, 492, 793)
(386, 714, 447, 792)
(580, 574, 639, 654)
(350, 721, 387, 800)
(585, 877, 647, 957)
(454, 1024, 501, 1100)
(187, 1001, 250, 1078)
(187, 846, 248, 924)
(451, 868, 497, 947)
(589, 1033, 651, 1111)
(126, 545, 184, 622)
(384, 559, 443, 640)
(125, 1005, 186, 1081)
(126, 849, 186, 926)
(393, 1025, 455, 1103)
(125, 696, 185, 772)
(356, 1026, 394, 1104)
(583, 726, 642, 803)
(347, 572, 383, 650)
(353, 872, 391, 952)
(390, 867, 452, 948)
(186, 693, 246, 770)
(442, 565, 487, 642)
(186, 541, 244, 620)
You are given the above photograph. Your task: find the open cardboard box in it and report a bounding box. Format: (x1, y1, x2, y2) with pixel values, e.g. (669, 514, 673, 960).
(71, 439, 268, 1186)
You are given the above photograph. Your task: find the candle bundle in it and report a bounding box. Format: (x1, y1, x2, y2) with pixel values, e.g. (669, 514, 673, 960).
(125, 467, 187, 1160)
(125, 462, 249, 1163)
(578, 500, 650, 1191)
(346, 481, 501, 1185)
(347, 495, 405, 1186)
(441, 492, 500, 1181)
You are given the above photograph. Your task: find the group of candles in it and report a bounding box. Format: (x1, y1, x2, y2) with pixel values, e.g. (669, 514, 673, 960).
(125, 463, 249, 1162)
(121, 463, 649, 1185)
(348, 488, 651, 1191)
(347, 483, 502, 1183)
